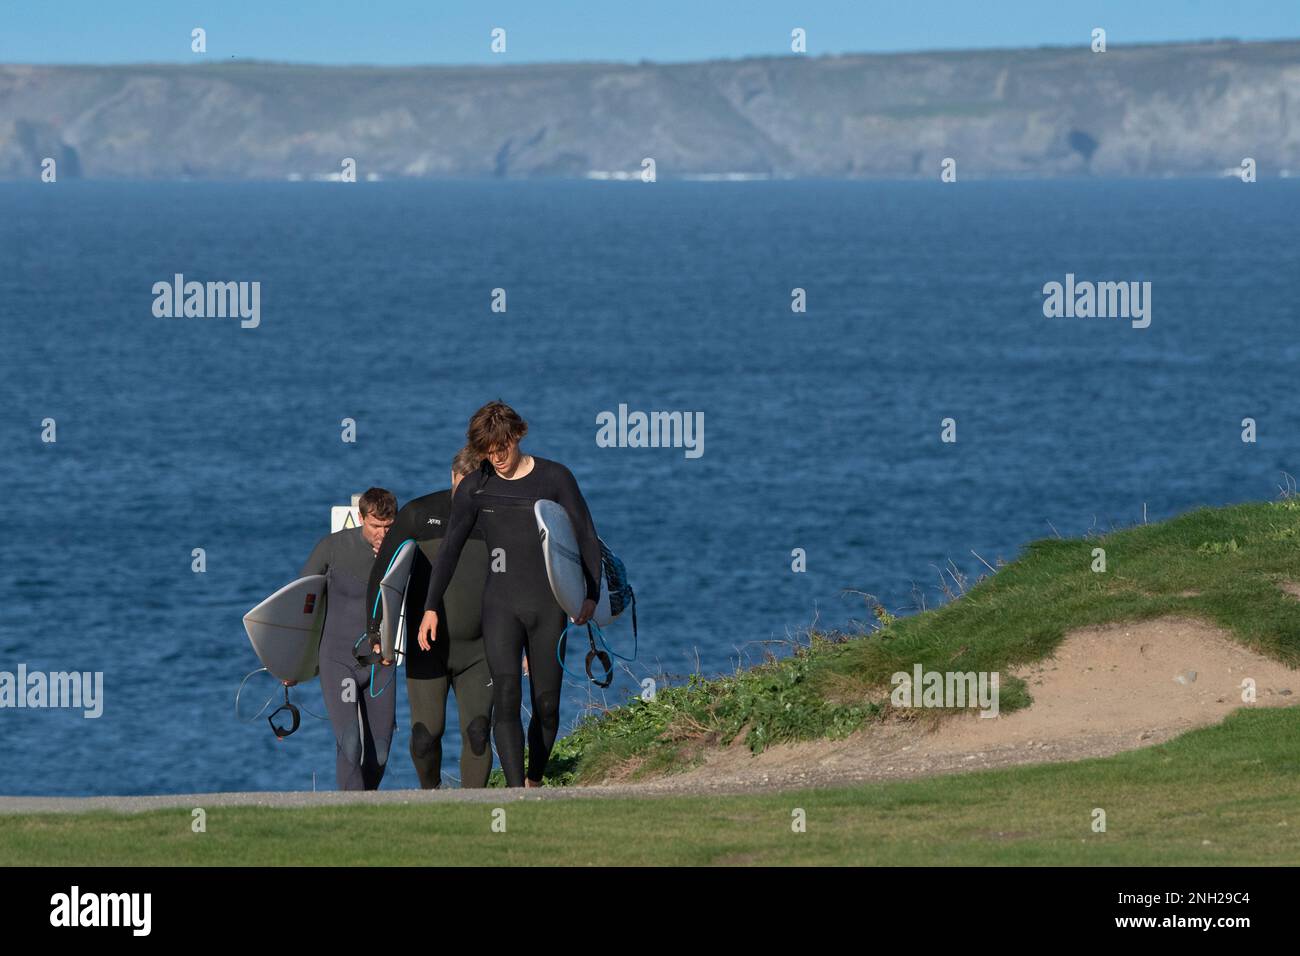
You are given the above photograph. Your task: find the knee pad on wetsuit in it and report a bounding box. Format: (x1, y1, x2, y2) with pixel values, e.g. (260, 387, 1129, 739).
(339, 730, 363, 768)
(492, 674, 523, 715)
(536, 689, 561, 730)
(466, 715, 491, 756)
(410, 722, 437, 760)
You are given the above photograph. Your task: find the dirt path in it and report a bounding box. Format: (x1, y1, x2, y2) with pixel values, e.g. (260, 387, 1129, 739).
(2, 616, 1295, 813)
(626, 615, 1298, 793)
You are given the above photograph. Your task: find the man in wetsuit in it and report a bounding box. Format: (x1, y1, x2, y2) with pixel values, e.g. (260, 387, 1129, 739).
(301, 487, 397, 791)
(416, 402, 602, 788)
(363, 448, 494, 788)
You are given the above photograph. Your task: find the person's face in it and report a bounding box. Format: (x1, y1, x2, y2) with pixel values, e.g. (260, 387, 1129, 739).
(360, 511, 393, 552)
(486, 440, 520, 475)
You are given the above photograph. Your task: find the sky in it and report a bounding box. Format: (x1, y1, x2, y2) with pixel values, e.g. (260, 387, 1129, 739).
(2, 0, 1297, 65)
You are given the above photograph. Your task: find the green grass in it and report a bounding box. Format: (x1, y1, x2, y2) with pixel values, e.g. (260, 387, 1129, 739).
(10, 500, 1298, 866)
(4, 707, 1299, 865)
(551, 500, 1300, 784)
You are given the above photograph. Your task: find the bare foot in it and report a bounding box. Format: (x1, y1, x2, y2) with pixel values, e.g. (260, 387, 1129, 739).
(524, 778, 541, 788)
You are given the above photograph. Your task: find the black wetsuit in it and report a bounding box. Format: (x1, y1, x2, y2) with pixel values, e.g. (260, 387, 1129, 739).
(422, 457, 602, 787)
(301, 528, 395, 791)
(365, 490, 493, 788)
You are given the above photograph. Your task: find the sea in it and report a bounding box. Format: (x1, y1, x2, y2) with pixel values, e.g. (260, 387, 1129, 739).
(1, 178, 1296, 795)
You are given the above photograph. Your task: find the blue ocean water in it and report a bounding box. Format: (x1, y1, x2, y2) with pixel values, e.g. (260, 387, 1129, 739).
(1, 179, 1297, 796)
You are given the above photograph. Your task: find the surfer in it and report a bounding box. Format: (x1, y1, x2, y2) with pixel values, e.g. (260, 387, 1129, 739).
(414, 402, 602, 788)
(363, 448, 494, 788)
(301, 487, 397, 791)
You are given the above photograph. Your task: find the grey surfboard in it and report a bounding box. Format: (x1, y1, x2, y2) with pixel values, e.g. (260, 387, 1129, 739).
(243, 574, 327, 683)
(378, 539, 417, 663)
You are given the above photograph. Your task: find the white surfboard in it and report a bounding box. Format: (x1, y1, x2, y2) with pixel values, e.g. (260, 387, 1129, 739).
(535, 499, 612, 625)
(243, 575, 327, 683)
(378, 539, 417, 663)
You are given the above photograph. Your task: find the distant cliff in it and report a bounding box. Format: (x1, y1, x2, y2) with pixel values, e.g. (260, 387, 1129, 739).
(2, 40, 1298, 180)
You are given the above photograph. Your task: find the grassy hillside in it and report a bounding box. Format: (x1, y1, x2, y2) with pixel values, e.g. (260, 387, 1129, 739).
(7, 499, 1300, 866)
(4, 707, 1299, 865)
(546, 500, 1300, 785)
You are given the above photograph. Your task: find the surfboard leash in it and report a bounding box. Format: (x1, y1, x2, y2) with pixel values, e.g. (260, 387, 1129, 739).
(235, 666, 326, 739)
(558, 621, 613, 688)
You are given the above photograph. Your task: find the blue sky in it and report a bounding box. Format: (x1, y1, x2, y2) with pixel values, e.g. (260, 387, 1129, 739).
(3, 0, 1297, 65)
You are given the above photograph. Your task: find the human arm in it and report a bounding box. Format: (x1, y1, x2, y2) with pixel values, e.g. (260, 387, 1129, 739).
(299, 534, 332, 578)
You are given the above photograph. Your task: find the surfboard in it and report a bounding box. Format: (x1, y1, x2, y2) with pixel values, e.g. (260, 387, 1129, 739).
(243, 575, 327, 683)
(535, 499, 613, 624)
(378, 538, 417, 663)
